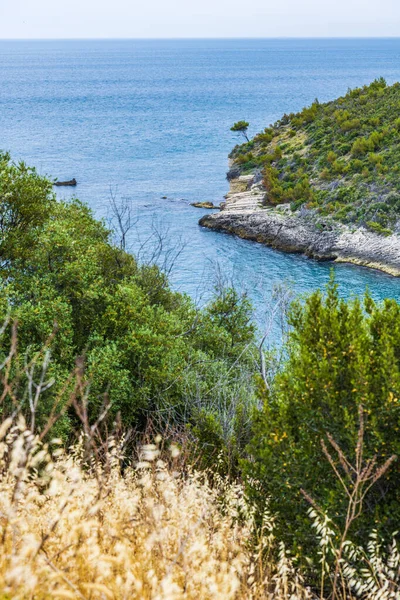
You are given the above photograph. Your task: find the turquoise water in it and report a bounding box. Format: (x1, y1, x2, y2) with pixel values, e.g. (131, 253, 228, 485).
(1, 39, 400, 335)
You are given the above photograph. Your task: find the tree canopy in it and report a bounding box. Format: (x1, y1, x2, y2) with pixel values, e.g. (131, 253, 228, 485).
(243, 276, 400, 555)
(230, 121, 250, 142)
(0, 152, 257, 445)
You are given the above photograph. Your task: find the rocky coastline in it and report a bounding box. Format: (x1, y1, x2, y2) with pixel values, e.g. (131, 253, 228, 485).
(199, 175, 400, 277)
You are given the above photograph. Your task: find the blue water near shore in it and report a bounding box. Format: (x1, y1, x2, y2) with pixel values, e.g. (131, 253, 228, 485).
(1, 38, 400, 336)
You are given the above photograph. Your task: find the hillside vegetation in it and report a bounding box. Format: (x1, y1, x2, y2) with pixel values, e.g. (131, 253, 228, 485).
(0, 151, 256, 459)
(1, 152, 400, 597)
(229, 78, 400, 235)
(0, 419, 315, 600)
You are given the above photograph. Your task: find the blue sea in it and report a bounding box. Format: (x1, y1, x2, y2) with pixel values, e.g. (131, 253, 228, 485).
(1, 38, 400, 337)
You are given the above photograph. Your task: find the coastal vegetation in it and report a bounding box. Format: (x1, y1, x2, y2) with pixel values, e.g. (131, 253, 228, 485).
(0, 151, 256, 451)
(231, 120, 250, 142)
(244, 281, 400, 553)
(1, 152, 400, 598)
(229, 78, 400, 234)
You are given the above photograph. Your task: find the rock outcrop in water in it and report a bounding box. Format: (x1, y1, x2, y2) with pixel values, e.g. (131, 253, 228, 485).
(199, 174, 400, 276)
(191, 201, 220, 209)
(54, 178, 77, 187)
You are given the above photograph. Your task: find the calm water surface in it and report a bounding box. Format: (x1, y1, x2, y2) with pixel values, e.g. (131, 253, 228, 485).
(1, 39, 400, 337)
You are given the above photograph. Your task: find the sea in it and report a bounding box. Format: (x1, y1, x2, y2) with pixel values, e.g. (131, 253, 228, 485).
(1, 38, 400, 340)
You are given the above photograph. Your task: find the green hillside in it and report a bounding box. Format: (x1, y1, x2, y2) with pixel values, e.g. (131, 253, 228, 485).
(229, 78, 400, 235)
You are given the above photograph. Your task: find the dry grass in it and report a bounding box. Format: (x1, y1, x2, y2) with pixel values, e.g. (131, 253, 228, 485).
(0, 417, 310, 600)
(0, 333, 398, 600)
(0, 419, 399, 600)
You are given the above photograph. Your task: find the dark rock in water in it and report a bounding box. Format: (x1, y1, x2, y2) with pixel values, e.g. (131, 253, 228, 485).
(54, 178, 77, 187)
(191, 201, 219, 209)
(161, 196, 168, 199)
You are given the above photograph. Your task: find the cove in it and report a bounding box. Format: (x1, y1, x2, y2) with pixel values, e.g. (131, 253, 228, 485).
(1, 38, 400, 341)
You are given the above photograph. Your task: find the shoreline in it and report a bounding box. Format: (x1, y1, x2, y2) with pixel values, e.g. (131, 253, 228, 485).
(199, 177, 400, 278)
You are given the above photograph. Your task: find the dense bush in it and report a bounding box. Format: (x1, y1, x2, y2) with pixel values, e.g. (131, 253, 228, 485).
(262, 165, 314, 206)
(243, 277, 400, 556)
(0, 153, 257, 446)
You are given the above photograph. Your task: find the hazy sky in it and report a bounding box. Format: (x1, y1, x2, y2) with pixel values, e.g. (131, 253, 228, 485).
(1, 0, 400, 39)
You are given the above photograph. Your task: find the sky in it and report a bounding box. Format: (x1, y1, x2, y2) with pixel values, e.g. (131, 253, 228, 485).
(1, 0, 400, 39)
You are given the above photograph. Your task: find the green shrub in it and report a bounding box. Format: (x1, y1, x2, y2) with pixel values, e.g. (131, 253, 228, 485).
(332, 159, 346, 174)
(350, 159, 364, 172)
(340, 118, 361, 132)
(352, 137, 373, 156)
(327, 151, 337, 164)
(366, 220, 392, 235)
(0, 154, 257, 438)
(243, 278, 400, 555)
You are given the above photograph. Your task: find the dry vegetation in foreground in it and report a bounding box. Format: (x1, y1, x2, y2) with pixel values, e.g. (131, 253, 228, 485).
(0, 418, 310, 600)
(0, 329, 399, 599)
(1, 417, 400, 600)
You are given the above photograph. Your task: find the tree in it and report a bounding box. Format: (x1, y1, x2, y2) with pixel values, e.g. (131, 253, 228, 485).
(230, 121, 250, 142)
(243, 276, 400, 554)
(0, 153, 258, 437)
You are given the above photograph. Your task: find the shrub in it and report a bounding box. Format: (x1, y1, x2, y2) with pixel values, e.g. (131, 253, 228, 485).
(351, 136, 373, 156)
(331, 159, 346, 174)
(366, 220, 392, 235)
(243, 278, 400, 554)
(350, 158, 364, 172)
(326, 151, 337, 164)
(0, 155, 257, 437)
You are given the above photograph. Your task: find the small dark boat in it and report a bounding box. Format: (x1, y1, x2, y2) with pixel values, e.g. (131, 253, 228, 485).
(54, 178, 77, 187)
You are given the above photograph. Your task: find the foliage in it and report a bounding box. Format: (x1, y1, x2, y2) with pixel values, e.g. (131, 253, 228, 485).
(302, 406, 397, 599)
(230, 120, 250, 142)
(0, 153, 257, 445)
(263, 165, 314, 207)
(0, 373, 398, 600)
(229, 78, 400, 232)
(243, 277, 400, 557)
(2, 154, 400, 595)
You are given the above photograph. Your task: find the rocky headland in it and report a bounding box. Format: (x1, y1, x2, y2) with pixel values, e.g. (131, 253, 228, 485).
(199, 174, 400, 276)
(200, 80, 400, 276)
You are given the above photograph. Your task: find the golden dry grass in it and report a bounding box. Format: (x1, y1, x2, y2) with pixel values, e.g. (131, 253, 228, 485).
(1, 415, 398, 600)
(0, 418, 310, 600)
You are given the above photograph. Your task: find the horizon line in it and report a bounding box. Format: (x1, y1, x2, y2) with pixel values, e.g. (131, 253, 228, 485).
(1, 35, 400, 41)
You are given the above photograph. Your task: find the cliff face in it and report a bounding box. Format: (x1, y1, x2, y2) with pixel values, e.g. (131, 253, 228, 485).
(199, 175, 400, 276)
